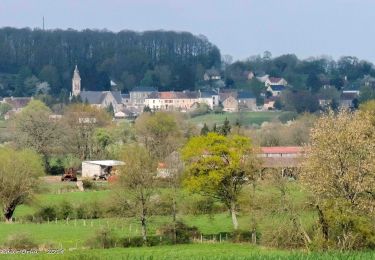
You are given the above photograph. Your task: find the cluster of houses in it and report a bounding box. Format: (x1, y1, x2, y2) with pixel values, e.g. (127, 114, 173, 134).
(0, 66, 362, 120)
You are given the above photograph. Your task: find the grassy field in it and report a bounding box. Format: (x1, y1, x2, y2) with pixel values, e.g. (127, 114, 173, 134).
(188, 111, 285, 127)
(1, 243, 374, 259)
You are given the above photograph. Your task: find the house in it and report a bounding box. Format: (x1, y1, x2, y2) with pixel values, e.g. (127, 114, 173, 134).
(265, 77, 288, 87)
(243, 71, 255, 80)
(144, 91, 199, 112)
(198, 90, 220, 109)
(82, 160, 125, 179)
(222, 95, 238, 112)
(259, 147, 304, 175)
(263, 97, 276, 110)
(1, 96, 33, 120)
(340, 90, 359, 109)
(203, 69, 221, 81)
(256, 74, 269, 83)
(121, 93, 131, 108)
(267, 85, 286, 97)
(237, 91, 257, 111)
(80, 91, 123, 112)
(129, 86, 157, 108)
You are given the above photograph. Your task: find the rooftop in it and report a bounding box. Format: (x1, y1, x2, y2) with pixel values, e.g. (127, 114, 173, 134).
(83, 160, 125, 166)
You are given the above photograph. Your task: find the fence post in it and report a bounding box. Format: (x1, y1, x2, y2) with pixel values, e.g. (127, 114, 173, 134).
(200, 234, 203, 243)
(220, 233, 222, 243)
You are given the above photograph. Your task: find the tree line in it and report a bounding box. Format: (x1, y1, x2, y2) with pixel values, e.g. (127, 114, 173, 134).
(0, 27, 221, 98)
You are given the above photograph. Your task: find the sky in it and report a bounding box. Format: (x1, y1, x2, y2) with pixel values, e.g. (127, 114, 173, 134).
(0, 0, 374, 62)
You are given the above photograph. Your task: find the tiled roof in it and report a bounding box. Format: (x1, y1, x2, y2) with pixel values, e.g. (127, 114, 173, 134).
(268, 77, 283, 83)
(261, 146, 303, 154)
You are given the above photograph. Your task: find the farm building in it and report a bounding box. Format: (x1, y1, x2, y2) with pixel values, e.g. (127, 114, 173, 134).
(81, 160, 125, 180)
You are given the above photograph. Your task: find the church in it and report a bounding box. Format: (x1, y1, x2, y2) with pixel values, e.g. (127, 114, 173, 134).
(71, 66, 124, 116)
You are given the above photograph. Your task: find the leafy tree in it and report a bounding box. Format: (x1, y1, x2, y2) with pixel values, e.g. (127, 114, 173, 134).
(116, 144, 156, 242)
(135, 112, 182, 161)
(301, 110, 375, 250)
(12, 100, 60, 170)
(62, 104, 112, 160)
(182, 133, 260, 229)
(0, 148, 44, 222)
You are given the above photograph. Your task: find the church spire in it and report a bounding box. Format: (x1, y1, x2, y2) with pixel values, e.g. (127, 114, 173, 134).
(72, 65, 81, 96)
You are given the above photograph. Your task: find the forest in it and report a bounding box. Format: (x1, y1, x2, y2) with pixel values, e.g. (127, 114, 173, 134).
(0, 27, 221, 98)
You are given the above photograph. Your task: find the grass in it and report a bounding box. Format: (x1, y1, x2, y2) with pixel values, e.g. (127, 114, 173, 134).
(1, 243, 374, 259)
(188, 111, 285, 127)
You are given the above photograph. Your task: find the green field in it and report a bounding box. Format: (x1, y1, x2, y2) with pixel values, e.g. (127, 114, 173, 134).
(188, 112, 285, 126)
(1, 244, 374, 260)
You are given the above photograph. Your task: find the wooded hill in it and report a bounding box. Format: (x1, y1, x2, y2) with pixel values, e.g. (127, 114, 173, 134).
(0, 27, 221, 97)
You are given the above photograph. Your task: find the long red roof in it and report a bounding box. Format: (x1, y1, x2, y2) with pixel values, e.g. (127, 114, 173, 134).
(260, 146, 303, 154)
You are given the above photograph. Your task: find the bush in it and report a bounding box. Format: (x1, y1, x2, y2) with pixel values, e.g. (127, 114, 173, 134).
(3, 233, 38, 250)
(82, 179, 96, 190)
(85, 227, 117, 249)
(157, 221, 201, 244)
(59, 200, 74, 219)
(35, 205, 58, 221)
(119, 236, 144, 248)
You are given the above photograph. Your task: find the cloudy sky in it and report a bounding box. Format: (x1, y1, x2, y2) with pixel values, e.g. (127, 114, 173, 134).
(0, 0, 374, 62)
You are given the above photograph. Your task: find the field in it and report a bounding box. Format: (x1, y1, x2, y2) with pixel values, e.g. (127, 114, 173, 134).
(0, 178, 370, 259)
(188, 111, 285, 127)
(1, 244, 374, 259)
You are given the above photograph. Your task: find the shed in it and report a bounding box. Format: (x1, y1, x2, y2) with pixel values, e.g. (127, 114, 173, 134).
(81, 160, 125, 179)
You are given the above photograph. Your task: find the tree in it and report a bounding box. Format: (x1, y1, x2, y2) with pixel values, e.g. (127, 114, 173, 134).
(301, 110, 375, 250)
(0, 148, 44, 222)
(200, 123, 209, 135)
(182, 133, 260, 229)
(62, 104, 112, 160)
(219, 117, 231, 136)
(134, 112, 182, 161)
(12, 100, 60, 170)
(116, 144, 156, 241)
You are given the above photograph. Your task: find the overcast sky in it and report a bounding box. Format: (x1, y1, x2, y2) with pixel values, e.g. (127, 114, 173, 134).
(0, 0, 374, 62)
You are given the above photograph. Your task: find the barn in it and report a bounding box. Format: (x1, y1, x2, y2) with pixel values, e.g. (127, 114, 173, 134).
(81, 160, 125, 180)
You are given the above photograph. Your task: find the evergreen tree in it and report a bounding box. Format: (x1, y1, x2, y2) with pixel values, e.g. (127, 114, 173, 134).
(212, 123, 217, 133)
(219, 117, 231, 136)
(200, 123, 209, 135)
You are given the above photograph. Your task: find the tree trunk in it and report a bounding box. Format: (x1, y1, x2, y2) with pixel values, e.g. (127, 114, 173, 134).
(141, 216, 147, 242)
(172, 197, 177, 244)
(316, 205, 329, 241)
(4, 206, 15, 223)
(230, 201, 238, 230)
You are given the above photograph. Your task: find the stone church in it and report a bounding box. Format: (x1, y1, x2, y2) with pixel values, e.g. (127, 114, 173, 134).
(71, 66, 123, 115)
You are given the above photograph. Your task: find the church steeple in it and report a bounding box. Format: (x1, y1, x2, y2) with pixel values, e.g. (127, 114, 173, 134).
(72, 65, 81, 96)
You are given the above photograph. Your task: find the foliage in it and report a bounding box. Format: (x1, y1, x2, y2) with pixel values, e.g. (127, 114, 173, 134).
(62, 104, 112, 160)
(3, 233, 38, 250)
(0, 28, 220, 97)
(157, 221, 201, 244)
(135, 111, 183, 160)
(0, 148, 44, 222)
(301, 109, 375, 250)
(11, 100, 60, 168)
(85, 227, 118, 249)
(182, 133, 260, 229)
(116, 144, 157, 241)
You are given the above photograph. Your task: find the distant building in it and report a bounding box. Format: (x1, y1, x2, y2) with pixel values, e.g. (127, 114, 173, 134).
(129, 86, 157, 108)
(80, 91, 123, 112)
(237, 91, 257, 111)
(265, 77, 288, 87)
(72, 65, 81, 97)
(340, 90, 359, 109)
(203, 69, 221, 81)
(1, 96, 33, 120)
(222, 95, 238, 112)
(267, 85, 286, 97)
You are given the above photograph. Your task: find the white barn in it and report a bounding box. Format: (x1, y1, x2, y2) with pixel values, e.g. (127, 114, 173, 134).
(81, 160, 125, 179)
